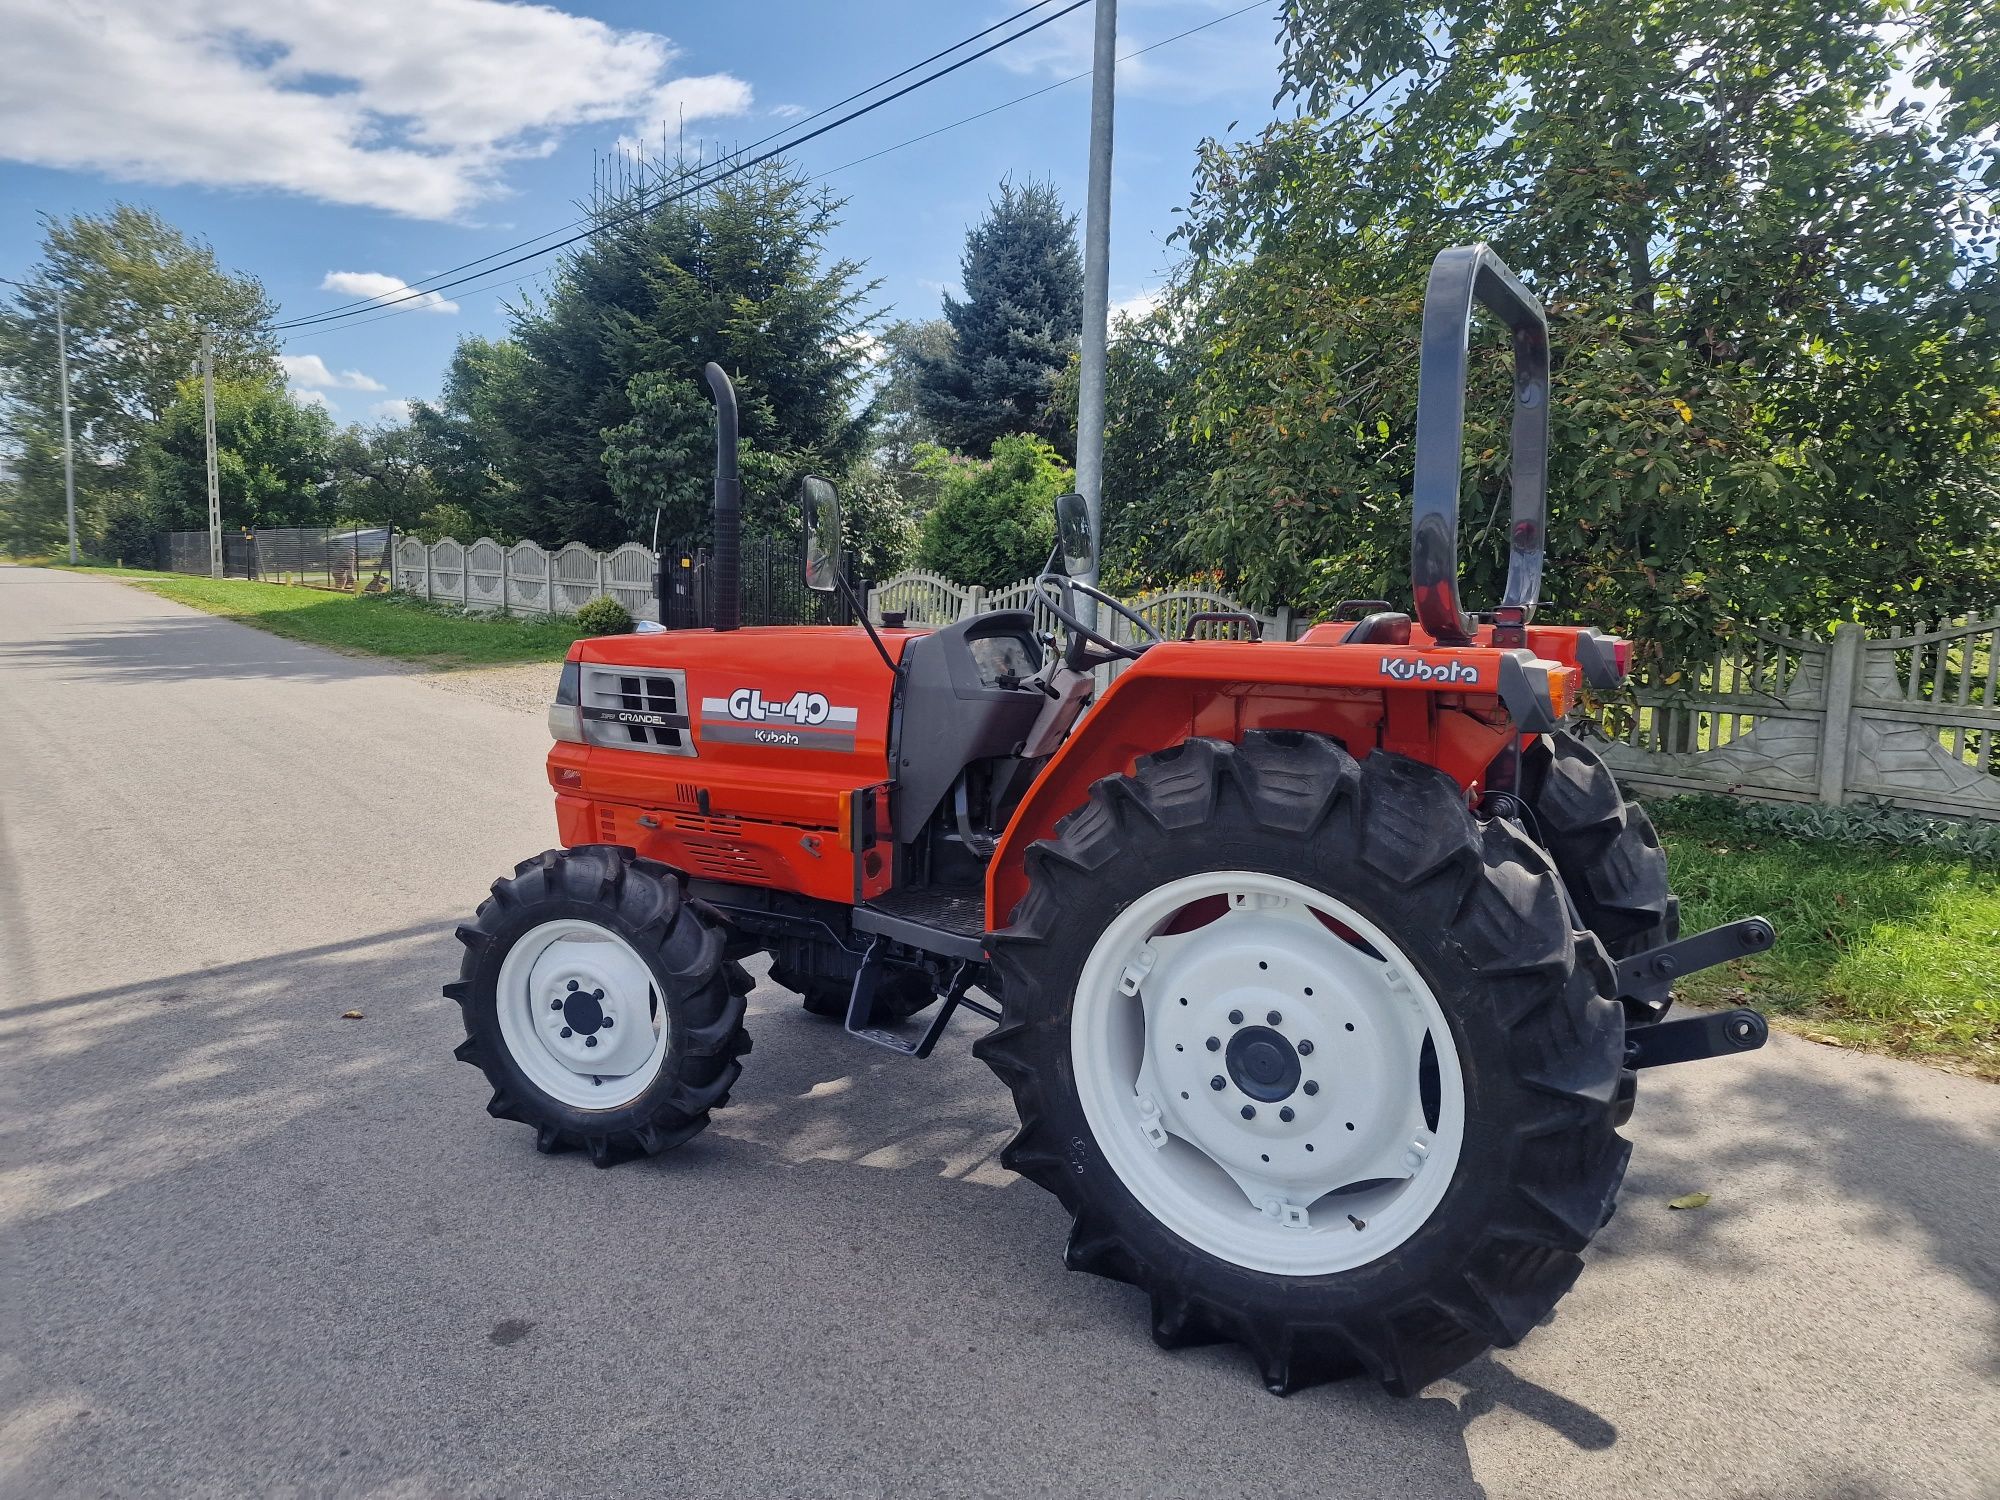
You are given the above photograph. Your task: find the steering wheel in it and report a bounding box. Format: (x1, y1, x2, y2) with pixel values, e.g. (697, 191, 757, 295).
(1034, 573, 1165, 666)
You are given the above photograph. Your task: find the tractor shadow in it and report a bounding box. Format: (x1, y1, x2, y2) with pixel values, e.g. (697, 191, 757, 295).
(1611, 1042, 1999, 1375)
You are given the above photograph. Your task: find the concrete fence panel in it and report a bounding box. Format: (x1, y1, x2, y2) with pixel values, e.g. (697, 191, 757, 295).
(505, 541, 551, 616)
(465, 538, 505, 612)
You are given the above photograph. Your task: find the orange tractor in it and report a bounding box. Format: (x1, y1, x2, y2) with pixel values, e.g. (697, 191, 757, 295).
(448, 245, 1773, 1394)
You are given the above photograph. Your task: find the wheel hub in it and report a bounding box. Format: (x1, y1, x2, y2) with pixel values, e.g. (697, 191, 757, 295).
(1076, 874, 1466, 1276)
(493, 921, 669, 1108)
(1225, 1026, 1301, 1102)
(560, 982, 609, 1036)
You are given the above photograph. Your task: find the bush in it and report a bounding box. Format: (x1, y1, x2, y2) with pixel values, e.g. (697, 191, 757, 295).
(574, 595, 634, 636)
(913, 434, 1068, 588)
(98, 493, 159, 567)
(413, 502, 477, 544)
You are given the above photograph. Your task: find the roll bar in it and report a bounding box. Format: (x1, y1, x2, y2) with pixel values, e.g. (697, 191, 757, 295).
(1409, 244, 1548, 646)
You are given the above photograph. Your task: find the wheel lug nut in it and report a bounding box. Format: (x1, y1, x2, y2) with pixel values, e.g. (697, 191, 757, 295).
(1228, 1009, 1243, 1025)
(1280, 1106, 1295, 1123)
(585, 1035, 598, 1048)
(1303, 1080, 1319, 1096)
(1298, 1039, 1314, 1055)
(1240, 1105, 1256, 1120)
(560, 1027, 573, 1039)
(601, 1015, 613, 1028)
(1267, 1010, 1282, 1026)
(1205, 1036, 1220, 1051)
(550, 999, 562, 1011)
(566, 980, 579, 991)
(1210, 1075, 1226, 1091)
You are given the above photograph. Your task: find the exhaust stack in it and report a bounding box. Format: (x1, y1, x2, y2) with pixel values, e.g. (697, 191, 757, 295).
(704, 362, 741, 632)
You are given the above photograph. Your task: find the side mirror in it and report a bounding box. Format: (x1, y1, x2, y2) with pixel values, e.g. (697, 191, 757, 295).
(800, 475, 842, 593)
(1053, 491, 1094, 577)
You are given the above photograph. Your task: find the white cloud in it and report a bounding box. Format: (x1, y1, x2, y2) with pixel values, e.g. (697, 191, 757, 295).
(770, 103, 806, 120)
(1111, 288, 1164, 325)
(320, 271, 459, 314)
(368, 399, 414, 423)
(280, 354, 385, 392)
(835, 329, 887, 365)
(290, 388, 335, 411)
(0, 0, 753, 219)
(628, 73, 754, 135)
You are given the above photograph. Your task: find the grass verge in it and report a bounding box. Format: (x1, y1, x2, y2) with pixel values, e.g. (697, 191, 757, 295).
(1651, 799, 1998, 1078)
(60, 566, 586, 668)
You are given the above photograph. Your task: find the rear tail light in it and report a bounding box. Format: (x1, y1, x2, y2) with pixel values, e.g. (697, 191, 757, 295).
(1496, 653, 1570, 733)
(1573, 629, 1629, 689)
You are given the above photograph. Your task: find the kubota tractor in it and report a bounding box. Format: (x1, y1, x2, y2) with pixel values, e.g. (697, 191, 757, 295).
(448, 245, 1775, 1395)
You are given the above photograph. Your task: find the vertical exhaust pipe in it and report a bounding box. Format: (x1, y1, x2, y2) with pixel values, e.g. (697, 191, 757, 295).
(704, 361, 741, 632)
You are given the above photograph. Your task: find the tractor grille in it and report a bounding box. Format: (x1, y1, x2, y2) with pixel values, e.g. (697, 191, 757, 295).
(579, 666, 694, 757)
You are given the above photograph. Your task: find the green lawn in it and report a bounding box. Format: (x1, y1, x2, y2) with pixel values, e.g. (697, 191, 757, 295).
(64, 566, 586, 668)
(1652, 800, 1999, 1078)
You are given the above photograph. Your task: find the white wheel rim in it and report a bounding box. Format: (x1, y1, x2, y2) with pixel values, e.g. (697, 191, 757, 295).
(494, 920, 670, 1110)
(1071, 871, 1466, 1276)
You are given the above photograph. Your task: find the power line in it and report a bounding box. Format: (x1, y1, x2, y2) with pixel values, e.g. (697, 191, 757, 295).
(292, 0, 1073, 326)
(280, 1, 1273, 350)
(818, 0, 1271, 179)
(272, 0, 1091, 333)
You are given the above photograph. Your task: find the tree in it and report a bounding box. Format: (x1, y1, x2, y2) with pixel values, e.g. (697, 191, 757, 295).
(490, 155, 879, 548)
(407, 335, 532, 537)
(872, 318, 952, 491)
(1142, 0, 1999, 665)
(332, 422, 435, 536)
(913, 434, 1068, 587)
(914, 180, 1083, 458)
(140, 380, 334, 532)
(0, 204, 278, 549)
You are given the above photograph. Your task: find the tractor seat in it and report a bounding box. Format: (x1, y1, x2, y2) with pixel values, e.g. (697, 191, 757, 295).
(1339, 611, 1412, 646)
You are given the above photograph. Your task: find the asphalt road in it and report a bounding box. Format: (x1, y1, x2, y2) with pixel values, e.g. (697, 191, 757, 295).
(2, 566, 1995, 1500)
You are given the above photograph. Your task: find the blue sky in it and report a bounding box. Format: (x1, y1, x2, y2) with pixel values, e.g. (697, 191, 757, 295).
(1, 1, 1287, 426)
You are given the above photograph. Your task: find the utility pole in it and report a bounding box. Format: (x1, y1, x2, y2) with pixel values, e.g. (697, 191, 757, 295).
(1075, 0, 1117, 598)
(201, 328, 222, 578)
(54, 285, 78, 565)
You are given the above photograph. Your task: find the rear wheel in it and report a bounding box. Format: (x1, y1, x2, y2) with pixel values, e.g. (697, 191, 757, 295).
(978, 735, 1629, 1395)
(1520, 730, 1677, 1015)
(449, 846, 749, 1165)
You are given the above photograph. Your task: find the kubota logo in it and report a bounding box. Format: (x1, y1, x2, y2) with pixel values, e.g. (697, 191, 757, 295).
(1379, 656, 1481, 685)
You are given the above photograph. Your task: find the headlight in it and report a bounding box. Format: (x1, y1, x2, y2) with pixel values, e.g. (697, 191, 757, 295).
(548, 660, 584, 743)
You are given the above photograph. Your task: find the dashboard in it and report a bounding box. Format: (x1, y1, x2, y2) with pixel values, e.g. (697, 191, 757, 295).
(966, 630, 1041, 688)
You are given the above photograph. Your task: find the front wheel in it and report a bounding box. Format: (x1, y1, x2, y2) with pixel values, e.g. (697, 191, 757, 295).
(977, 735, 1629, 1395)
(448, 846, 750, 1166)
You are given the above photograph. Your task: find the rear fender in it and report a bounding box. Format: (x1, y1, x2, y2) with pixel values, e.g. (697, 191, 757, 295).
(983, 641, 1556, 927)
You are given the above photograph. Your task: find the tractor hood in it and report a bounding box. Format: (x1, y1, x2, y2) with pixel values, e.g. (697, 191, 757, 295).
(548, 625, 922, 903)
